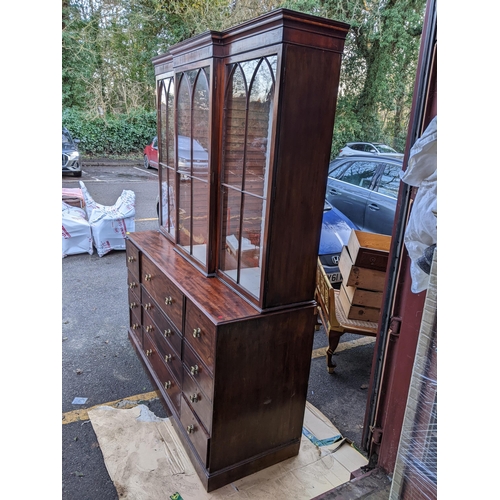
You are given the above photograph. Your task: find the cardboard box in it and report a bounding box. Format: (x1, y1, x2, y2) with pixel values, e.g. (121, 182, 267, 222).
(347, 230, 391, 272)
(339, 246, 387, 292)
(339, 284, 381, 322)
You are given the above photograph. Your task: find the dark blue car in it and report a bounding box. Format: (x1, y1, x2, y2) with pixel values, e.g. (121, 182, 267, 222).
(319, 199, 358, 285)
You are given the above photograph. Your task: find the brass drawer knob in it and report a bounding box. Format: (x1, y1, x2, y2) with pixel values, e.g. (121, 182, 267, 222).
(132, 323, 139, 330)
(193, 328, 201, 338)
(164, 354, 172, 362)
(127, 256, 135, 263)
(165, 296, 173, 305)
(144, 303, 152, 310)
(163, 329, 172, 338)
(190, 393, 199, 403)
(129, 302, 137, 309)
(190, 365, 199, 375)
(146, 325, 154, 333)
(128, 282, 137, 289)
(144, 273, 152, 281)
(164, 381, 172, 389)
(186, 424, 194, 434)
(145, 349, 153, 356)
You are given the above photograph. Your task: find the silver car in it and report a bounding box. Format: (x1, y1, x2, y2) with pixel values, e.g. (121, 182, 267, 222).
(326, 154, 403, 235)
(62, 127, 82, 177)
(338, 142, 404, 159)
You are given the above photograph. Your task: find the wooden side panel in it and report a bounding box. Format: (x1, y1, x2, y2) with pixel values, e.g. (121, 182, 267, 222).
(264, 43, 343, 308)
(208, 305, 316, 471)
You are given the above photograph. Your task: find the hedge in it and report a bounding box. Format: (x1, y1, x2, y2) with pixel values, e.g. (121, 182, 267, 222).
(62, 108, 157, 156)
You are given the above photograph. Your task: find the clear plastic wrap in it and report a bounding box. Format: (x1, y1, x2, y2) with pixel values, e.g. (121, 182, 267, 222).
(79, 181, 136, 257)
(62, 201, 93, 258)
(390, 249, 437, 499)
(400, 116, 437, 293)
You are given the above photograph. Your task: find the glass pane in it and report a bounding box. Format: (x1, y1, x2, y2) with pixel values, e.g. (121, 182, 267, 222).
(376, 164, 401, 197)
(184, 177, 209, 266)
(192, 69, 210, 180)
(341, 161, 378, 189)
(220, 185, 242, 280)
(239, 193, 264, 298)
(178, 175, 192, 249)
(159, 80, 168, 164)
(223, 65, 247, 189)
(245, 61, 273, 197)
(160, 167, 176, 235)
(167, 78, 175, 169)
(177, 74, 191, 176)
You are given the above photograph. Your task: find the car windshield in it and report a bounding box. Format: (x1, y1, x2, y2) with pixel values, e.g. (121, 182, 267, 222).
(63, 131, 74, 147)
(376, 144, 397, 154)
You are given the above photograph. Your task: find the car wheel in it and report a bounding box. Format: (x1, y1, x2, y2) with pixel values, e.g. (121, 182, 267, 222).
(144, 155, 150, 169)
(74, 170, 82, 178)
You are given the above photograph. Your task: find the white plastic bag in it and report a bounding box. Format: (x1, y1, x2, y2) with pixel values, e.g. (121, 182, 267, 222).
(79, 181, 136, 257)
(401, 116, 437, 293)
(62, 202, 93, 258)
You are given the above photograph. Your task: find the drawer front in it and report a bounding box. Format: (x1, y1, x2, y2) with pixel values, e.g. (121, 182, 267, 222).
(183, 341, 213, 403)
(143, 332, 181, 416)
(141, 256, 183, 332)
(142, 288, 182, 354)
(127, 271, 141, 302)
(184, 299, 216, 373)
(150, 323, 183, 384)
(180, 396, 209, 466)
(128, 296, 141, 322)
(125, 239, 140, 280)
(182, 367, 212, 433)
(129, 322, 142, 346)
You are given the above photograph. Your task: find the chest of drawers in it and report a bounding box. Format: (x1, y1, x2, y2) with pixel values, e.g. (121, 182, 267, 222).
(126, 231, 316, 491)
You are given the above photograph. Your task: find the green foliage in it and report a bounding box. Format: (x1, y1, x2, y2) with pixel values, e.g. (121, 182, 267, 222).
(62, 108, 157, 156)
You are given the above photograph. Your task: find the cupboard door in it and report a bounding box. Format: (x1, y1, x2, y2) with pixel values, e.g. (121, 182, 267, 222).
(219, 56, 277, 305)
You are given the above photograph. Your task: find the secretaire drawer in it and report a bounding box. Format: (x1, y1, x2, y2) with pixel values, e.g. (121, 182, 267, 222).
(142, 288, 182, 354)
(184, 299, 216, 373)
(141, 256, 183, 332)
(180, 396, 209, 466)
(183, 341, 213, 402)
(143, 332, 181, 416)
(125, 239, 140, 279)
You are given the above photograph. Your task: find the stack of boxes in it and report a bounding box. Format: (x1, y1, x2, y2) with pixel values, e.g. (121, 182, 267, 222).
(338, 230, 391, 323)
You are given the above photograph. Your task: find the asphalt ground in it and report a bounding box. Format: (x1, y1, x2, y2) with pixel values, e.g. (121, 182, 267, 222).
(60, 161, 377, 500)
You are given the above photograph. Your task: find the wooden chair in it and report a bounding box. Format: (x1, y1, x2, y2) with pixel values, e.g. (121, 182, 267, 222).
(315, 259, 379, 373)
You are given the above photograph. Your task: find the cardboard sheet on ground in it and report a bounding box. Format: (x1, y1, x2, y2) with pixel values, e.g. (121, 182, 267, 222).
(88, 402, 368, 500)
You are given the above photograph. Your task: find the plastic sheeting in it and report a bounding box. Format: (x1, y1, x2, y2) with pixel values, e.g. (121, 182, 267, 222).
(62, 202, 93, 257)
(79, 181, 136, 257)
(400, 116, 437, 293)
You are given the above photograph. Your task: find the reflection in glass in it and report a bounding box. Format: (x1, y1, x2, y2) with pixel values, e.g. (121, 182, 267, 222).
(175, 67, 210, 267)
(159, 76, 176, 237)
(220, 56, 276, 300)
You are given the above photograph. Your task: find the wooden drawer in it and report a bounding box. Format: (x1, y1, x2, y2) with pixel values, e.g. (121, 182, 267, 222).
(141, 256, 183, 332)
(180, 395, 209, 466)
(127, 271, 140, 301)
(129, 323, 142, 346)
(149, 321, 183, 384)
(182, 366, 212, 433)
(183, 341, 213, 403)
(184, 299, 216, 373)
(125, 239, 140, 280)
(143, 332, 181, 416)
(142, 287, 182, 354)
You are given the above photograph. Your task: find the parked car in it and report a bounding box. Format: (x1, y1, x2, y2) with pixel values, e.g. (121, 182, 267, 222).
(144, 136, 209, 175)
(143, 136, 159, 170)
(318, 199, 358, 286)
(338, 142, 404, 159)
(62, 127, 82, 177)
(326, 155, 403, 235)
